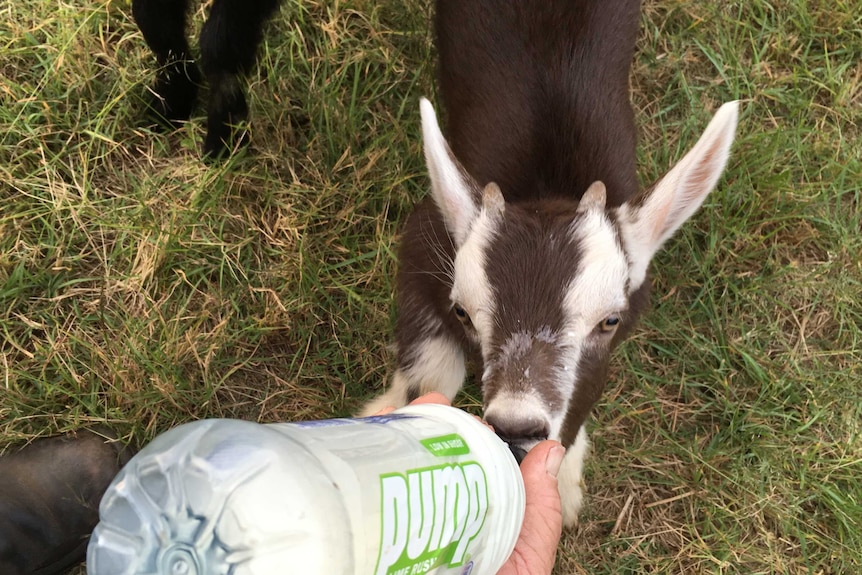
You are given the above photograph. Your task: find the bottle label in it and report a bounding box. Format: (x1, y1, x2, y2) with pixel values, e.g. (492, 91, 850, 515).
(375, 460, 489, 575)
(294, 414, 415, 428)
(420, 434, 470, 457)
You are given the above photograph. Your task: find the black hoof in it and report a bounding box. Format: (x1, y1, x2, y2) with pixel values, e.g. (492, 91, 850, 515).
(202, 74, 250, 160)
(142, 58, 202, 130)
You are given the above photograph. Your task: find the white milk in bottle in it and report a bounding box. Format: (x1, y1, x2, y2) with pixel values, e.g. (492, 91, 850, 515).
(87, 404, 525, 575)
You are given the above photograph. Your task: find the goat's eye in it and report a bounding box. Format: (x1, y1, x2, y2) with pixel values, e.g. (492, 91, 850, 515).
(453, 303, 472, 324)
(599, 315, 621, 333)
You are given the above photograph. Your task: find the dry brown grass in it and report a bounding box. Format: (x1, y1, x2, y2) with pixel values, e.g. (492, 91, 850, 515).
(2, 0, 860, 573)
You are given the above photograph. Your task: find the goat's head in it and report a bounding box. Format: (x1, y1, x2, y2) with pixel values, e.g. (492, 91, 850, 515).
(419, 98, 739, 454)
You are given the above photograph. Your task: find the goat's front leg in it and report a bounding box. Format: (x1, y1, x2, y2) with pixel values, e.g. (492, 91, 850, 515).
(360, 201, 470, 415)
(132, 0, 200, 126)
(360, 333, 467, 416)
(558, 425, 590, 527)
(199, 0, 280, 158)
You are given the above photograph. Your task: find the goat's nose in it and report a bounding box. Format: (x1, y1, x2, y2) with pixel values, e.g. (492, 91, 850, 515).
(485, 414, 549, 463)
(485, 414, 549, 442)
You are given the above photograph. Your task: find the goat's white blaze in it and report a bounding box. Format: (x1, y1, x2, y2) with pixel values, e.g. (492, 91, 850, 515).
(563, 207, 630, 335)
(451, 209, 499, 356)
(530, 207, 630, 439)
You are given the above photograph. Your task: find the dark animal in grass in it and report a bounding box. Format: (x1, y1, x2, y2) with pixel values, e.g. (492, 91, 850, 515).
(132, 0, 281, 159)
(0, 429, 133, 575)
(361, 0, 739, 527)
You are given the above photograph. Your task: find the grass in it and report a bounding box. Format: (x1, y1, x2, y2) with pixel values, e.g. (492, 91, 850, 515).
(1, 0, 859, 573)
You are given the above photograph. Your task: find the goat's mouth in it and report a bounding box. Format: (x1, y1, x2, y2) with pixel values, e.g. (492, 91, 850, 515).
(507, 442, 530, 464)
(498, 436, 543, 465)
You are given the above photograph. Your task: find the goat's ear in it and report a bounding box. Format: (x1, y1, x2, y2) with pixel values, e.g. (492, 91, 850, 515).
(622, 101, 739, 284)
(421, 97, 481, 247)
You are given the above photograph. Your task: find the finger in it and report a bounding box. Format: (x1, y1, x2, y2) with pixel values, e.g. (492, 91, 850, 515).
(474, 414, 494, 433)
(408, 392, 451, 407)
(412, 393, 493, 432)
(370, 392, 452, 416)
(500, 440, 564, 575)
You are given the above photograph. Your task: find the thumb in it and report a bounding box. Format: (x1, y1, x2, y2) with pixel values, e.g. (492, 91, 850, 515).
(500, 440, 564, 575)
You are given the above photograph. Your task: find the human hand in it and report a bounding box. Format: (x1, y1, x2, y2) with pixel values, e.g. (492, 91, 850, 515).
(373, 391, 454, 414)
(373, 393, 564, 574)
(496, 439, 564, 575)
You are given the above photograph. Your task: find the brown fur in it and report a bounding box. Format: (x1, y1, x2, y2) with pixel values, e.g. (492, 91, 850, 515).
(436, 0, 640, 205)
(393, 0, 643, 437)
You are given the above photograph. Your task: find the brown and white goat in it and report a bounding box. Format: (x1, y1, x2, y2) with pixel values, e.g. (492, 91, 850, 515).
(363, 0, 739, 526)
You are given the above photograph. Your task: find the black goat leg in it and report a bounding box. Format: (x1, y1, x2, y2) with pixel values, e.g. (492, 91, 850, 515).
(133, 0, 201, 127)
(199, 0, 280, 158)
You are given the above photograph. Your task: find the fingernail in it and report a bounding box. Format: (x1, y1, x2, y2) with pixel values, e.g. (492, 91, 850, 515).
(546, 444, 565, 478)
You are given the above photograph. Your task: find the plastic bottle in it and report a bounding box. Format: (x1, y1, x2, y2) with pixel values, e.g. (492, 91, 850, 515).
(87, 404, 525, 575)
